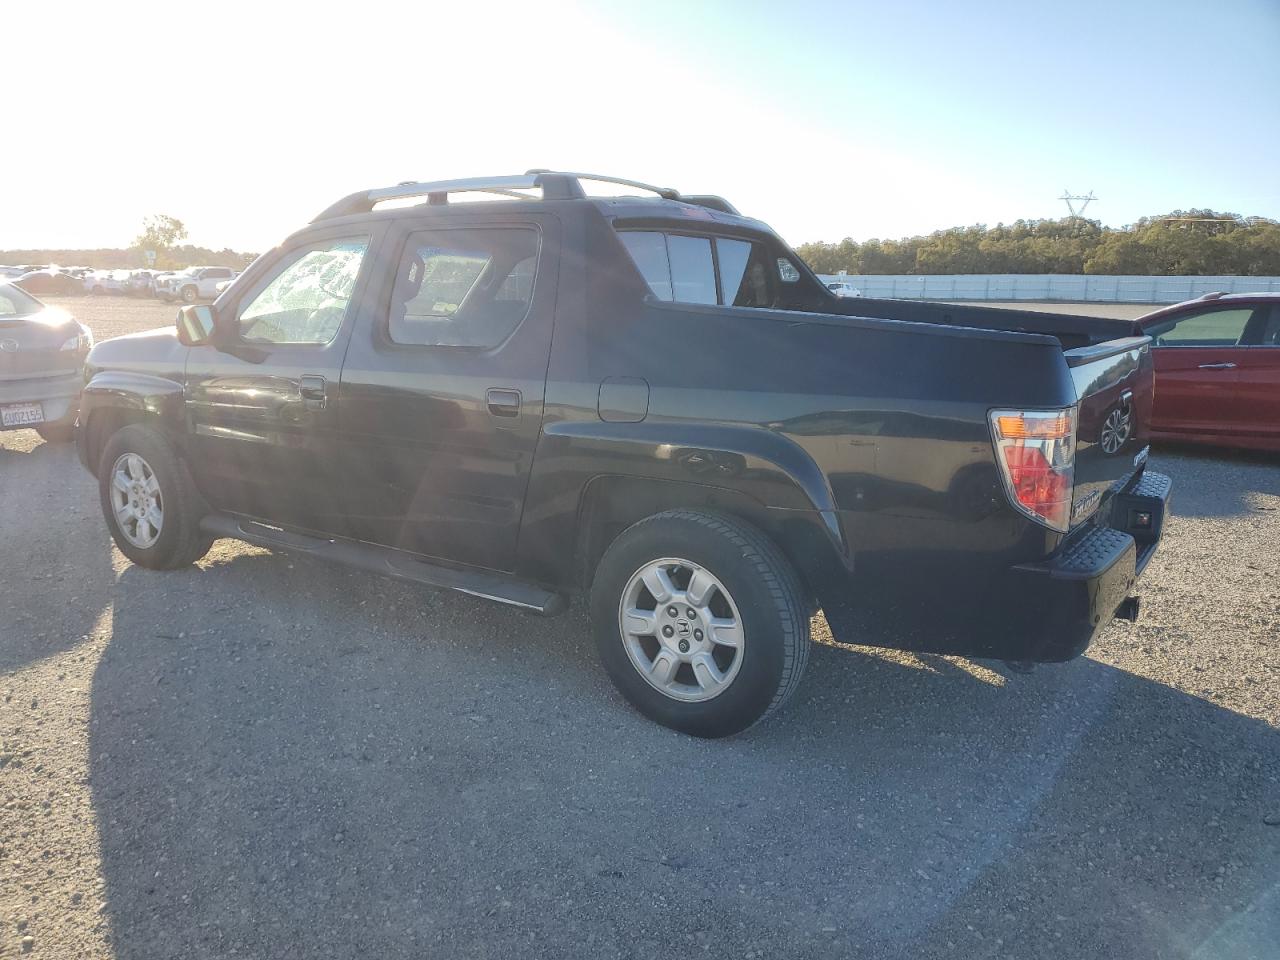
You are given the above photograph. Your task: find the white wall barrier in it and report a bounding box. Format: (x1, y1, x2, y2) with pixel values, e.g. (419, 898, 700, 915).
(816, 274, 1280, 303)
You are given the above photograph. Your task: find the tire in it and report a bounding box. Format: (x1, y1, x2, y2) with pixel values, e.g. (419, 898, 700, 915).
(98, 423, 213, 569)
(35, 418, 76, 442)
(181, 285, 198, 304)
(590, 509, 810, 738)
(92, 285, 104, 296)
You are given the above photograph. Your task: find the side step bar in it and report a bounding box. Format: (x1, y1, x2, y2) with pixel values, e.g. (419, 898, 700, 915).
(199, 515, 568, 616)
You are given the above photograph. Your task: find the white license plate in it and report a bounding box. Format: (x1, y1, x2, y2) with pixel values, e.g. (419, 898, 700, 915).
(1, 402, 44, 427)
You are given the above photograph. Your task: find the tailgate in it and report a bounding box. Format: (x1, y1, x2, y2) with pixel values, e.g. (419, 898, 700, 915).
(1064, 336, 1154, 528)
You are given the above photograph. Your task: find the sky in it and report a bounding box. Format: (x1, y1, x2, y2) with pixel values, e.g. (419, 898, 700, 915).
(3, 0, 1278, 253)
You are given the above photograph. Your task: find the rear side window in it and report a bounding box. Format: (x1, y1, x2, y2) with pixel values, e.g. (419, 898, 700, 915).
(1147, 307, 1253, 346)
(389, 227, 538, 348)
(0, 286, 40, 317)
(618, 231, 780, 307)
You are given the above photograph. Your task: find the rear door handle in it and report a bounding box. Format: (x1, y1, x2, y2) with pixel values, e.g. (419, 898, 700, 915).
(1197, 362, 1237, 370)
(486, 388, 521, 418)
(299, 374, 327, 409)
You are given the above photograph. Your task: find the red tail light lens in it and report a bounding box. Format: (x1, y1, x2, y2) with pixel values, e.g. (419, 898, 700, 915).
(989, 407, 1077, 532)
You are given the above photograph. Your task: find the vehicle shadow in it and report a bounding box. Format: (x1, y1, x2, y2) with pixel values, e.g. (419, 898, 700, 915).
(0, 437, 116, 673)
(1152, 445, 1280, 519)
(90, 550, 1279, 960)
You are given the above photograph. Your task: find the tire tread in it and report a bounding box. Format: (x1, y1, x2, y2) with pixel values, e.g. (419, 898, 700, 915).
(100, 423, 211, 569)
(598, 508, 810, 733)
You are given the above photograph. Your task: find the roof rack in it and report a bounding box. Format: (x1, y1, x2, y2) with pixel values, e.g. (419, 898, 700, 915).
(312, 170, 740, 221)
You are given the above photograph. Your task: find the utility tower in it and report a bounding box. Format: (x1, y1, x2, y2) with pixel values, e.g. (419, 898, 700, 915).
(1060, 189, 1097, 219)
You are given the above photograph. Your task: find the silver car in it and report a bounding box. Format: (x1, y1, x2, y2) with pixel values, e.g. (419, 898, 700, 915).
(0, 281, 92, 441)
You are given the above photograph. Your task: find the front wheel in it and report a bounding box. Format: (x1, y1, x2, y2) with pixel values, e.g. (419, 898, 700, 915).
(590, 509, 810, 738)
(181, 286, 198, 304)
(98, 424, 212, 569)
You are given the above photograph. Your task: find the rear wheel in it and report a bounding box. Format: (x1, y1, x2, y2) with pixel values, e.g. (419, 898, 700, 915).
(98, 424, 212, 569)
(590, 509, 810, 738)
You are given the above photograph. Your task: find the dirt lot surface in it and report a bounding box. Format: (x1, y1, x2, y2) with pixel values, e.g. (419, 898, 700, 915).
(2, 295, 1277, 959)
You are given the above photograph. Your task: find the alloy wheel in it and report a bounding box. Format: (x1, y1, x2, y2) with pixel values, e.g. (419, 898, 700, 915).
(618, 557, 745, 702)
(109, 452, 164, 548)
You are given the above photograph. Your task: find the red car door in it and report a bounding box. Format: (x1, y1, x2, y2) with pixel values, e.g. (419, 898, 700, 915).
(1144, 305, 1256, 439)
(1231, 304, 1280, 449)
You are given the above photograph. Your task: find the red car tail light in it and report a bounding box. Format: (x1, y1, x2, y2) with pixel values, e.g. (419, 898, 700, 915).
(989, 407, 1077, 533)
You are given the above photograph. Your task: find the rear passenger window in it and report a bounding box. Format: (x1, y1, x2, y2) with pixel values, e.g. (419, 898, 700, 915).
(389, 228, 538, 348)
(1147, 308, 1253, 346)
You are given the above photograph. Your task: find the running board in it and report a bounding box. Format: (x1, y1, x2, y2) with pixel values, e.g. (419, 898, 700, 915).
(199, 515, 568, 616)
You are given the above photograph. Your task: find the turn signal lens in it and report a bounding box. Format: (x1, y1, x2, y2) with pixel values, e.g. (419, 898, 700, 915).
(989, 407, 1077, 532)
(994, 413, 1072, 440)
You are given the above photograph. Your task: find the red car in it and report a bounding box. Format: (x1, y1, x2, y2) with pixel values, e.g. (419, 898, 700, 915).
(1138, 292, 1280, 452)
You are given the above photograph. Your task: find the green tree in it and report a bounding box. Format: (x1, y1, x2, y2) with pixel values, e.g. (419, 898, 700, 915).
(796, 210, 1279, 277)
(133, 215, 188, 268)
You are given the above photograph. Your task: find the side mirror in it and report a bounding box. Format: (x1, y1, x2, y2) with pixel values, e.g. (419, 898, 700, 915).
(176, 304, 217, 346)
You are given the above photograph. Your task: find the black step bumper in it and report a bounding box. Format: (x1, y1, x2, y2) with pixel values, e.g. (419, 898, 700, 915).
(1008, 470, 1172, 661)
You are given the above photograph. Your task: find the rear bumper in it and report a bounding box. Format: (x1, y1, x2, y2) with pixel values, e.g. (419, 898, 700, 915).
(820, 471, 1172, 662)
(0, 374, 81, 430)
(1002, 470, 1172, 660)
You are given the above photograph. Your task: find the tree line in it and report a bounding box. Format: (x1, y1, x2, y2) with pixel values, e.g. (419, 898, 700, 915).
(0, 215, 255, 271)
(795, 211, 1280, 276)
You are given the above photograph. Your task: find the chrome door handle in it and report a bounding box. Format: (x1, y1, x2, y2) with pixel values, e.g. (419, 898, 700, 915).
(299, 374, 327, 409)
(1197, 362, 1237, 370)
(486, 388, 521, 418)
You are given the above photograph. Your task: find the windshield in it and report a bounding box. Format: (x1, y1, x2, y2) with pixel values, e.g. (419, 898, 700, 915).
(0, 282, 41, 317)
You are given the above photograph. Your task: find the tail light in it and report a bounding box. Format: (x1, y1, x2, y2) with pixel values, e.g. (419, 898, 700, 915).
(989, 407, 1077, 532)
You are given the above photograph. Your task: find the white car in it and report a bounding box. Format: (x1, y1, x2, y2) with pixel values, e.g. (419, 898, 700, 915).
(158, 266, 238, 303)
(84, 270, 130, 295)
(826, 280, 863, 298)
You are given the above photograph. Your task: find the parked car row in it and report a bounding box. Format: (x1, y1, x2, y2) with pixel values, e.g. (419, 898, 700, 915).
(0, 264, 240, 301)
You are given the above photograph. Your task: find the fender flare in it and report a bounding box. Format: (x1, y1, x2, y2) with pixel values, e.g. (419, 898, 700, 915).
(519, 420, 851, 588)
(77, 371, 186, 472)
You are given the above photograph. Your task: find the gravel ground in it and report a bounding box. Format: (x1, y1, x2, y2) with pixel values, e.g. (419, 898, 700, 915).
(2, 296, 1277, 959)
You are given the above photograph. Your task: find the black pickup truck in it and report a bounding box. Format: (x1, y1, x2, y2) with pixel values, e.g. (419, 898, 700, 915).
(77, 170, 1171, 737)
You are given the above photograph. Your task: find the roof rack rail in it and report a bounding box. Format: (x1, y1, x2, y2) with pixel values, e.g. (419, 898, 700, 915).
(313, 171, 740, 221)
(525, 171, 741, 215)
(526, 169, 680, 200)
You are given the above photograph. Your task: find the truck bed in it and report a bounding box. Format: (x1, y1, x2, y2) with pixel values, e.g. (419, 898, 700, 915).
(826, 296, 1142, 350)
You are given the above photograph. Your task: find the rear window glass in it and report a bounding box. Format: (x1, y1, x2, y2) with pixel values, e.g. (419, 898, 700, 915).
(618, 233, 672, 300)
(716, 239, 752, 303)
(0, 285, 40, 317)
(666, 235, 716, 305)
(617, 231, 778, 308)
